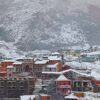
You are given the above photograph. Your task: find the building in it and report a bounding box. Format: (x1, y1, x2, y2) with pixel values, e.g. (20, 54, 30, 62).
(72, 79, 92, 92)
(7, 65, 15, 79)
(48, 56, 61, 64)
(13, 58, 34, 78)
(43, 62, 62, 72)
(40, 94, 52, 100)
(0, 60, 14, 78)
(13, 61, 23, 74)
(42, 62, 62, 80)
(33, 60, 48, 78)
(56, 74, 71, 95)
(0, 78, 36, 98)
(22, 58, 34, 73)
(91, 80, 100, 92)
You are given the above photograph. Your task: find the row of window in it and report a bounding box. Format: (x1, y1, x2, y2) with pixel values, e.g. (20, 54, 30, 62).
(0, 81, 28, 87)
(57, 82, 70, 85)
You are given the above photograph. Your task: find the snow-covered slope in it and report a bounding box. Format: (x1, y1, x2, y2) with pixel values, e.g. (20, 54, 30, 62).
(0, 41, 21, 58)
(0, 0, 100, 51)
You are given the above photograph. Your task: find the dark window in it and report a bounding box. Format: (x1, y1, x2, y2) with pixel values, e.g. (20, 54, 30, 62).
(25, 65, 30, 72)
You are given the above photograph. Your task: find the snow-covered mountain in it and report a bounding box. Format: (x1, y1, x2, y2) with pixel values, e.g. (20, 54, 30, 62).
(0, 0, 100, 51)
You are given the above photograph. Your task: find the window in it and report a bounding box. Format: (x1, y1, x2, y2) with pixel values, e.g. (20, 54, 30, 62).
(0, 82, 4, 86)
(47, 96, 51, 100)
(63, 82, 67, 85)
(9, 73, 12, 77)
(25, 65, 30, 72)
(12, 82, 16, 86)
(20, 81, 24, 86)
(8, 82, 12, 86)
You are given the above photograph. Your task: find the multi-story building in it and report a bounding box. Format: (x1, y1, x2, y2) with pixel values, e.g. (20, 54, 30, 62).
(13, 61, 23, 74)
(0, 78, 36, 98)
(0, 60, 14, 78)
(33, 60, 48, 78)
(7, 65, 15, 79)
(56, 74, 71, 95)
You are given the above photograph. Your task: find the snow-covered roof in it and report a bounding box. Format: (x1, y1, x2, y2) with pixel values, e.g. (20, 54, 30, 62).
(40, 94, 51, 97)
(7, 65, 13, 69)
(51, 52, 60, 55)
(65, 61, 93, 70)
(42, 66, 100, 80)
(15, 56, 25, 60)
(20, 94, 50, 100)
(23, 57, 33, 60)
(35, 60, 48, 64)
(56, 74, 70, 81)
(65, 61, 100, 80)
(13, 61, 22, 65)
(62, 68, 100, 80)
(48, 56, 61, 61)
(61, 69, 72, 74)
(91, 70, 100, 80)
(70, 69, 90, 77)
(42, 71, 61, 75)
(42, 69, 90, 76)
(47, 63, 58, 68)
(20, 95, 36, 100)
(2, 60, 14, 62)
(19, 72, 29, 77)
(88, 51, 100, 55)
(82, 51, 100, 56)
(0, 71, 6, 73)
(65, 94, 78, 99)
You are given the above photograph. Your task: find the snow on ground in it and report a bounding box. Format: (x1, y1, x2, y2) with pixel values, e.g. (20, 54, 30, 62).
(20, 95, 36, 100)
(0, 41, 20, 58)
(65, 92, 100, 100)
(81, 92, 100, 100)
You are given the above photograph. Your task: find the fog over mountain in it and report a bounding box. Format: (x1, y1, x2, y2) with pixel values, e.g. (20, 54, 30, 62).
(0, 0, 100, 51)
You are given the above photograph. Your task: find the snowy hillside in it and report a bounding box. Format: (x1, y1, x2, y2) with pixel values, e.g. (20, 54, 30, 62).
(0, 0, 100, 51)
(0, 41, 21, 58)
